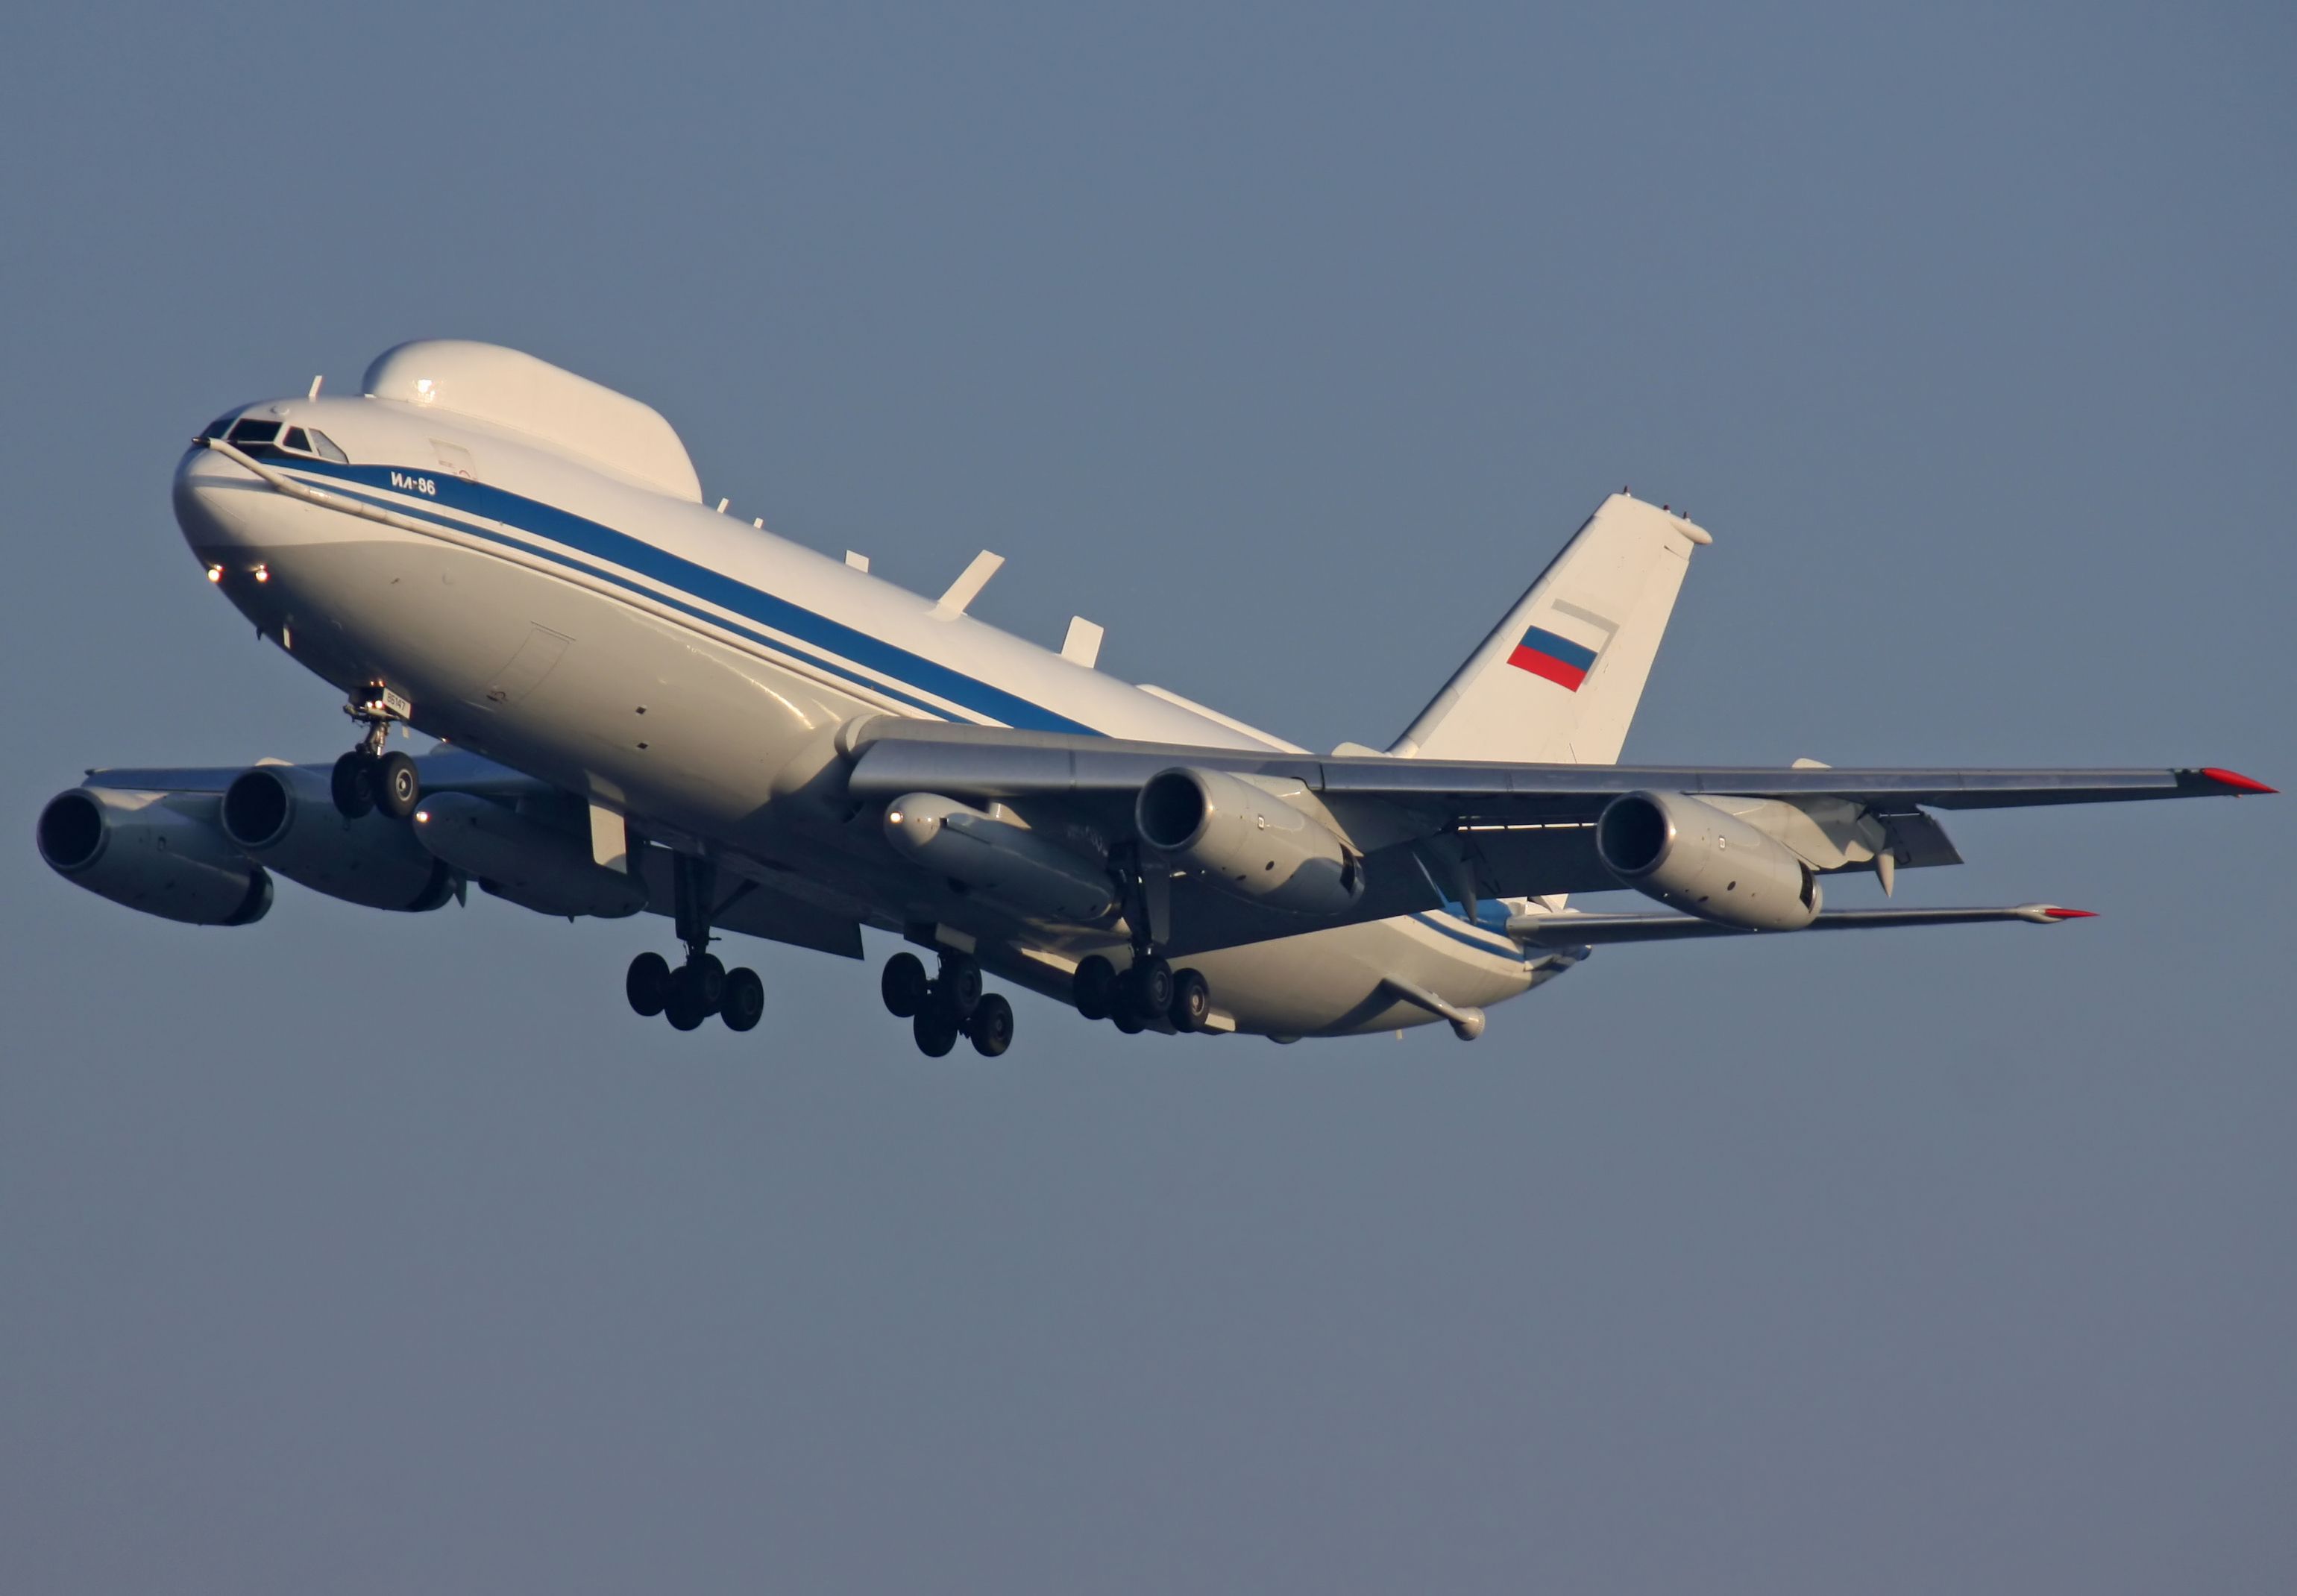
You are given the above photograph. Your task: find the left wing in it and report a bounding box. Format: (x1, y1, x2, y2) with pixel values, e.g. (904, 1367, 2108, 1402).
(1507, 903, 2096, 946)
(838, 718, 2269, 954)
(843, 718, 2271, 817)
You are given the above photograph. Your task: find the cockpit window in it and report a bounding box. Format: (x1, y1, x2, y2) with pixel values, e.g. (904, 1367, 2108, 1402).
(199, 412, 238, 442)
(218, 418, 350, 464)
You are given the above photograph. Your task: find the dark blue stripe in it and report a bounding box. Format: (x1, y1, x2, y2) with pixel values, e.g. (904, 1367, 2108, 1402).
(1518, 624, 1597, 672)
(285, 460, 1099, 735)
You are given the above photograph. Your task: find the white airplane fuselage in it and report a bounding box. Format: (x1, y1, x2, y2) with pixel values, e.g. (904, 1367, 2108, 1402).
(173, 389, 1565, 1040)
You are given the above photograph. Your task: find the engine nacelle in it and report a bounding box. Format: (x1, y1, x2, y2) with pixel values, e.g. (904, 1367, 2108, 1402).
(1135, 767, 1363, 916)
(1595, 790, 1821, 930)
(884, 792, 1117, 923)
(221, 764, 456, 912)
(37, 787, 272, 926)
(412, 791, 647, 919)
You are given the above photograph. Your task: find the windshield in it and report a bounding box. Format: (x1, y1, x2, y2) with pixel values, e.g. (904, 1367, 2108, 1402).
(221, 415, 348, 463)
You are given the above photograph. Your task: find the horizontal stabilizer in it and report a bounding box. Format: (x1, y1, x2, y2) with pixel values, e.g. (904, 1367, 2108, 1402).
(1507, 903, 2095, 946)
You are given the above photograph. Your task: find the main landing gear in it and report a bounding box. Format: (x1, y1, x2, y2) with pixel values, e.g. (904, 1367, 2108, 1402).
(880, 949, 1013, 1058)
(1069, 845, 1215, 1034)
(624, 853, 765, 1033)
(1070, 954, 1213, 1034)
(329, 682, 422, 821)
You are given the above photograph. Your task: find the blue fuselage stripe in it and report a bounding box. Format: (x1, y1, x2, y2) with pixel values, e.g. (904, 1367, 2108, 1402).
(1410, 911, 1531, 962)
(281, 460, 1099, 735)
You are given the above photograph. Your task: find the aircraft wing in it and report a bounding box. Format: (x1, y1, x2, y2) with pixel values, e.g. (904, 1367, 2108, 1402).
(1506, 903, 2096, 945)
(843, 718, 2268, 817)
(841, 719, 2269, 955)
(83, 747, 547, 799)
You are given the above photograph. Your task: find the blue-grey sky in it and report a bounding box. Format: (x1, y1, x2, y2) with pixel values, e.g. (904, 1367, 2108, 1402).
(4, 4, 2293, 1591)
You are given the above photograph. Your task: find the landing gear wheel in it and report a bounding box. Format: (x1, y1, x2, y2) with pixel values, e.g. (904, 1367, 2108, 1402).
(882, 952, 929, 1018)
(914, 1007, 961, 1058)
(664, 969, 710, 1031)
(374, 750, 421, 820)
(1131, 958, 1174, 1018)
(720, 967, 764, 1032)
(330, 750, 375, 819)
(967, 992, 1014, 1057)
(1110, 1006, 1145, 1035)
(626, 951, 670, 1017)
(939, 955, 983, 1019)
(686, 953, 726, 1016)
(1072, 955, 1117, 1021)
(1168, 967, 1211, 1032)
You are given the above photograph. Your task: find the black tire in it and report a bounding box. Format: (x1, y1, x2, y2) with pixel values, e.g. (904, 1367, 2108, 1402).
(665, 965, 709, 1031)
(1132, 957, 1174, 1017)
(914, 1007, 961, 1058)
(687, 953, 726, 1015)
(939, 956, 983, 1019)
(626, 950, 671, 1017)
(1072, 955, 1117, 1021)
(881, 952, 929, 1018)
(1110, 1005, 1145, 1035)
(968, 992, 1014, 1057)
(374, 750, 421, 820)
(330, 750, 374, 819)
(720, 967, 764, 1032)
(1169, 967, 1211, 1032)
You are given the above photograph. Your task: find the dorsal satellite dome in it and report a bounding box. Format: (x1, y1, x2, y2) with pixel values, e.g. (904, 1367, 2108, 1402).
(361, 340, 702, 501)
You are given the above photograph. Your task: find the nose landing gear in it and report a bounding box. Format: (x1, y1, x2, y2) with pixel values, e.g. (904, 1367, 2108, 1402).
(623, 854, 765, 1034)
(328, 683, 422, 820)
(880, 949, 1014, 1057)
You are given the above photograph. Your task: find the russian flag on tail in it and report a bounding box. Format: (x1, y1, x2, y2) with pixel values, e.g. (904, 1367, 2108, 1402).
(1508, 624, 1599, 691)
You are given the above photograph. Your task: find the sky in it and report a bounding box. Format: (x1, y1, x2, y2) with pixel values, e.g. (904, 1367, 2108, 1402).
(2, 3, 2293, 1591)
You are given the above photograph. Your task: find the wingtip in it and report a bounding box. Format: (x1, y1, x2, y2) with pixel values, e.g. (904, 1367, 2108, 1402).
(2201, 767, 2276, 796)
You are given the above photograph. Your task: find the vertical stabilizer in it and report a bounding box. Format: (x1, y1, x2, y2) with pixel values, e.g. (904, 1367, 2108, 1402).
(1391, 494, 1709, 764)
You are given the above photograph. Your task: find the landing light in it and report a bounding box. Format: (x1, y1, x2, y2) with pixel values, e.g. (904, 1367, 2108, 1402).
(205, 565, 222, 582)
(252, 565, 269, 583)
(414, 810, 430, 823)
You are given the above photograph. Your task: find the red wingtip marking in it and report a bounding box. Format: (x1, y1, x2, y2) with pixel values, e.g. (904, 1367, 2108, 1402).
(2202, 767, 2276, 795)
(2042, 907, 2097, 920)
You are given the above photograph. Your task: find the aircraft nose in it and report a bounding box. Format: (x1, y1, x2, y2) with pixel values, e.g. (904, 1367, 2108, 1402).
(172, 436, 270, 571)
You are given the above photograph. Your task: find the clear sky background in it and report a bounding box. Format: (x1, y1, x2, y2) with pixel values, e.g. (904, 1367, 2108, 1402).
(3, 4, 2293, 1591)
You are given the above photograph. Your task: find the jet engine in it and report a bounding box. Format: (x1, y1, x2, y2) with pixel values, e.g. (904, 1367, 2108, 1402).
(37, 787, 272, 926)
(221, 764, 456, 912)
(412, 791, 647, 919)
(883, 792, 1117, 923)
(1134, 767, 1363, 915)
(1595, 790, 1821, 930)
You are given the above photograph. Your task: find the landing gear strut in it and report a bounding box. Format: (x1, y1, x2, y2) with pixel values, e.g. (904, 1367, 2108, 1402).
(881, 948, 1014, 1057)
(626, 853, 764, 1034)
(329, 682, 421, 820)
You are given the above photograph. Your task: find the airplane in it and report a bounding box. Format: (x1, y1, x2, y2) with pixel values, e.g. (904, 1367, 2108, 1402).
(35, 340, 2274, 1055)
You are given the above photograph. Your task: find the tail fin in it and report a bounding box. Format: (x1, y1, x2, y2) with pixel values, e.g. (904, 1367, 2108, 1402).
(1391, 493, 1709, 764)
